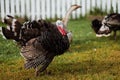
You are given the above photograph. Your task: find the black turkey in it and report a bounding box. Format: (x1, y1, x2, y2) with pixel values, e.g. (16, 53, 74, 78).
(0, 5, 81, 76)
(91, 13, 120, 39)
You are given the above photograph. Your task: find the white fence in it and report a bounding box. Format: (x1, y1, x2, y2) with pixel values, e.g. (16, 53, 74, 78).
(0, 0, 120, 20)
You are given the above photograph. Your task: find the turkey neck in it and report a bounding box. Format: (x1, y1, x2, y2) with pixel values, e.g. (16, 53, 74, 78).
(62, 5, 81, 31)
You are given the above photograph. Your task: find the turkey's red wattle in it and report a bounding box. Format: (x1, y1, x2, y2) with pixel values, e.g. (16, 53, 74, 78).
(57, 26, 67, 36)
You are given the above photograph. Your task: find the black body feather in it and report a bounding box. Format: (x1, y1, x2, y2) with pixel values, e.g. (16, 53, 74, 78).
(1, 19, 70, 71)
(20, 20, 70, 69)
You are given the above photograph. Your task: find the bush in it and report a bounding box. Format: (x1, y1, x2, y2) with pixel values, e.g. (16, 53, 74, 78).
(89, 7, 107, 16)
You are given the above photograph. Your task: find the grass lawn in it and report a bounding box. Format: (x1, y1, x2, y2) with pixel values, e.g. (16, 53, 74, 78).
(0, 19, 120, 80)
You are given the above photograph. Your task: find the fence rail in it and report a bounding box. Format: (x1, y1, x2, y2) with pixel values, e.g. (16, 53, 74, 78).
(0, 0, 120, 20)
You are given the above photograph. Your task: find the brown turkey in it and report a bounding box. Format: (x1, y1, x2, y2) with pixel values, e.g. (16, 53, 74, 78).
(0, 5, 81, 76)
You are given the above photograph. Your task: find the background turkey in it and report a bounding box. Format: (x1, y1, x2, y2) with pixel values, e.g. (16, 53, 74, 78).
(91, 13, 120, 40)
(0, 5, 81, 76)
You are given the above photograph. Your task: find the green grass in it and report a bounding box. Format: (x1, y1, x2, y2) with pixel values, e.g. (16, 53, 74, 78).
(0, 19, 120, 80)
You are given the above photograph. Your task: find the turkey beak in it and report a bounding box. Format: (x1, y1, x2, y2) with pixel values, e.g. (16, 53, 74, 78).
(71, 5, 82, 10)
(75, 5, 82, 10)
(77, 5, 82, 8)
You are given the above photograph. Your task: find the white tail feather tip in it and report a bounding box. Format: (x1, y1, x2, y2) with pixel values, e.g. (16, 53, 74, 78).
(96, 34, 103, 37)
(96, 34, 111, 37)
(0, 27, 6, 39)
(0, 27, 2, 34)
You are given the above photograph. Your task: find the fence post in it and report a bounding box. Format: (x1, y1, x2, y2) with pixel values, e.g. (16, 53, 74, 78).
(41, 0, 46, 19)
(16, 0, 20, 16)
(106, 0, 111, 13)
(96, 0, 101, 8)
(0, 0, 5, 18)
(46, 0, 51, 19)
(51, 0, 56, 19)
(71, 0, 76, 19)
(31, 0, 36, 20)
(25, 0, 30, 19)
(56, 0, 60, 19)
(76, 0, 81, 18)
(0, 0, 120, 20)
(85, 0, 91, 16)
(36, 0, 40, 20)
(20, 0, 25, 17)
(10, 0, 15, 16)
(61, 0, 66, 19)
(111, 0, 117, 13)
(5, 0, 10, 16)
(81, 0, 86, 16)
(118, 0, 120, 13)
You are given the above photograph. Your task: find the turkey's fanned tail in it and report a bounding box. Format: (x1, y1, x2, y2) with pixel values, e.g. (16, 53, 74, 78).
(24, 54, 54, 70)
(24, 55, 46, 69)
